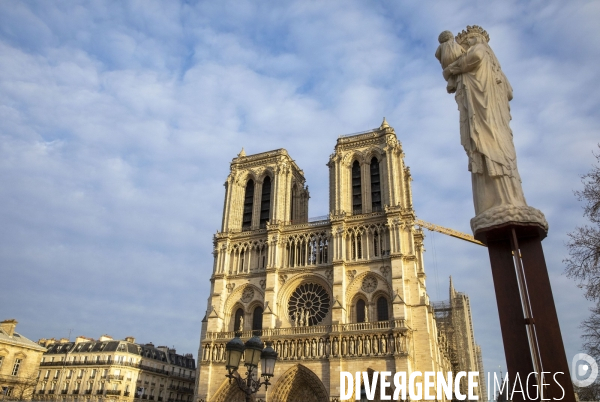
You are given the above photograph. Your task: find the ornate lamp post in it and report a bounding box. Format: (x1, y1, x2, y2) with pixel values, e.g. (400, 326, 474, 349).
(225, 336, 277, 402)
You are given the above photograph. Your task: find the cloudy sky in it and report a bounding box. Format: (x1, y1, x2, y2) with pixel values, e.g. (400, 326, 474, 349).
(1, 0, 599, 384)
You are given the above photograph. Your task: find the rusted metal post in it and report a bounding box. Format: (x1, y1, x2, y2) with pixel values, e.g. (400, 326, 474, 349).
(476, 223, 575, 402)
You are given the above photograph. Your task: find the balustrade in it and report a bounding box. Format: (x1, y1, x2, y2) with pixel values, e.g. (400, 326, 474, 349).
(202, 321, 409, 363)
(205, 319, 407, 340)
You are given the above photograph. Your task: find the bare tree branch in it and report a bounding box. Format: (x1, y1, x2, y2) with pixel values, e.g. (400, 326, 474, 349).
(565, 144, 600, 301)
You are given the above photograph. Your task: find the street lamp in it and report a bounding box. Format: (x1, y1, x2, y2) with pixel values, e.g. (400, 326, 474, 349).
(225, 336, 277, 402)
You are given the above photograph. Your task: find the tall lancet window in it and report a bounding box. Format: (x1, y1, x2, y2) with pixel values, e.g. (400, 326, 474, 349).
(290, 184, 296, 220)
(370, 157, 381, 211)
(260, 176, 271, 228)
(352, 160, 362, 214)
(377, 296, 389, 321)
(356, 299, 366, 323)
(242, 180, 254, 229)
(252, 306, 263, 334)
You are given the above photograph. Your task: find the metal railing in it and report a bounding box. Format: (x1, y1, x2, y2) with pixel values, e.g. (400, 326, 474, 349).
(169, 372, 194, 381)
(38, 360, 178, 378)
(106, 390, 121, 395)
(338, 129, 377, 138)
(168, 385, 193, 393)
(285, 218, 330, 228)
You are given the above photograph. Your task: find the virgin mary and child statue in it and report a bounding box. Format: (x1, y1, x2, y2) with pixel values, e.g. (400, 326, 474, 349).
(435, 25, 547, 235)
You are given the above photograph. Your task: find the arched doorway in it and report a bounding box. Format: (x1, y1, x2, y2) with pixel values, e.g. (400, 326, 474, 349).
(270, 364, 328, 402)
(210, 379, 249, 402)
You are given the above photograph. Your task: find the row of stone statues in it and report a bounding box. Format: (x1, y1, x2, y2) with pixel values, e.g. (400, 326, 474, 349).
(202, 332, 409, 362)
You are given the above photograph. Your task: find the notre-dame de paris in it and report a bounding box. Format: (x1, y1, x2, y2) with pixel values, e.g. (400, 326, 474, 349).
(195, 119, 484, 402)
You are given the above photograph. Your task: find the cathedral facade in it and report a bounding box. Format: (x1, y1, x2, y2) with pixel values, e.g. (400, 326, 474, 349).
(195, 120, 463, 402)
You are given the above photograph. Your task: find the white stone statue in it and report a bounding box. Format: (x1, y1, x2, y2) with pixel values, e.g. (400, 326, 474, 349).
(364, 305, 369, 323)
(304, 309, 310, 326)
(298, 309, 305, 327)
(435, 30, 465, 94)
(238, 316, 244, 332)
(438, 25, 547, 234)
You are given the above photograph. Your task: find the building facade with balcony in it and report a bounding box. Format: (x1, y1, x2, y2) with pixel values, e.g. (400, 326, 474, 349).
(0, 319, 47, 400)
(196, 120, 475, 402)
(34, 335, 195, 402)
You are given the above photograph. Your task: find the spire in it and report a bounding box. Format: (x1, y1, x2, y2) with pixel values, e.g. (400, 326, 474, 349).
(380, 117, 389, 129)
(238, 147, 246, 157)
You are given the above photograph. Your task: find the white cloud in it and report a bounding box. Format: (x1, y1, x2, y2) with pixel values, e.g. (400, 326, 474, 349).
(0, 0, 599, 375)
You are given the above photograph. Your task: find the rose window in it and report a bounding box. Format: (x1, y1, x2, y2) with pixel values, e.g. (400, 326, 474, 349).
(361, 275, 378, 293)
(241, 287, 254, 302)
(288, 283, 331, 326)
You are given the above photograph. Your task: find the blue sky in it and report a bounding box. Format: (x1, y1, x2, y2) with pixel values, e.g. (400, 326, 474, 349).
(1, 0, 599, 384)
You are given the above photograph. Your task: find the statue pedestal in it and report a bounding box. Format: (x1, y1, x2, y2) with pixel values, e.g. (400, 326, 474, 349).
(476, 223, 575, 402)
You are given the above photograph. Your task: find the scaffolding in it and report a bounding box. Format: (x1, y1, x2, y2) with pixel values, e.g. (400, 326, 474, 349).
(433, 278, 487, 399)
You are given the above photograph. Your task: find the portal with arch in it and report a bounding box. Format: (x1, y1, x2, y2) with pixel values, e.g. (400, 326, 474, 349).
(269, 364, 329, 402)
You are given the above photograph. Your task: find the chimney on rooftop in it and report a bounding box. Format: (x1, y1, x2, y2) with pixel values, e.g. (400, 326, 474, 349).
(124, 336, 136, 343)
(0, 319, 18, 337)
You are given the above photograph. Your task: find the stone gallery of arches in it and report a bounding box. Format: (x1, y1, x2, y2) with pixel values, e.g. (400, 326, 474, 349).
(195, 120, 484, 402)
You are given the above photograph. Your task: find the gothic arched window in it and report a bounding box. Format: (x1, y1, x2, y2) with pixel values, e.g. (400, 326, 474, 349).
(239, 250, 245, 273)
(370, 157, 381, 211)
(319, 238, 328, 264)
(373, 231, 379, 257)
(252, 306, 263, 333)
(351, 233, 362, 260)
(260, 176, 271, 228)
(352, 160, 362, 214)
(242, 180, 254, 230)
(234, 308, 244, 331)
(290, 183, 297, 221)
(356, 299, 366, 323)
(377, 296, 389, 321)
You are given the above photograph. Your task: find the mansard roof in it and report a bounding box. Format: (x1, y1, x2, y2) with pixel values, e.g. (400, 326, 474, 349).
(0, 329, 47, 352)
(41, 337, 195, 368)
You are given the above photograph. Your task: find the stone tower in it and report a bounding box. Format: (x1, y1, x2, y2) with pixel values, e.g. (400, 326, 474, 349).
(196, 120, 455, 402)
